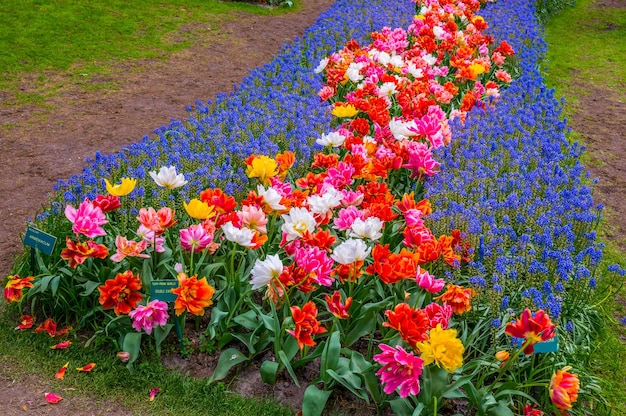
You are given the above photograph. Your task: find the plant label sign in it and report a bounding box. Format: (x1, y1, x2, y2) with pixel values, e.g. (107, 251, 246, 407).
(23, 226, 57, 256)
(533, 336, 559, 354)
(150, 280, 179, 302)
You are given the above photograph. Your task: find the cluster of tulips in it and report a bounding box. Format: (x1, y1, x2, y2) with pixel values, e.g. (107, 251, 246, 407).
(3, 0, 583, 414)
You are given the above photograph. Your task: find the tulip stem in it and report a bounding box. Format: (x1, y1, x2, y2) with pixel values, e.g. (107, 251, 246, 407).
(229, 247, 240, 294)
(492, 339, 532, 388)
(189, 248, 195, 275)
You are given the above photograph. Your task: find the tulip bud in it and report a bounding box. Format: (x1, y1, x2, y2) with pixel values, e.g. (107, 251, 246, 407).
(117, 351, 131, 362)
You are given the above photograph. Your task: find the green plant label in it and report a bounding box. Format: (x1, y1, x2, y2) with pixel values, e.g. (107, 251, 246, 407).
(534, 336, 559, 354)
(150, 280, 179, 302)
(23, 226, 57, 256)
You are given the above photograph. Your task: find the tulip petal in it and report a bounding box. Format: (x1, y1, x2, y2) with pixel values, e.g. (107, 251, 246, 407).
(35, 318, 57, 337)
(76, 363, 96, 372)
(149, 387, 160, 401)
(45, 392, 63, 404)
(54, 325, 73, 338)
(15, 315, 35, 330)
(51, 340, 72, 350)
(55, 362, 69, 380)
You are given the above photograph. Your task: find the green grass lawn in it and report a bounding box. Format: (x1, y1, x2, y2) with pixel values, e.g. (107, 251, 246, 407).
(0, 0, 298, 92)
(542, 0, 626, 110)
(0, 317, 293, 415)
(542, 0, 626, 414)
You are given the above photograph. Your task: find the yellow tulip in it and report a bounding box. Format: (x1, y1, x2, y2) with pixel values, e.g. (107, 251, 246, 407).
(415, 325, 465, 373)
(245, 155, 278, 185)
(472, 15, 486, 26)
(104, 178, 137, 197)
(468, 62, 486, 80)
(331, 103, 359, 118)
(184, 199, 215, 220)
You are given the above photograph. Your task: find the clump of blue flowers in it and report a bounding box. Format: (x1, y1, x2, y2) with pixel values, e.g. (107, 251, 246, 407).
(425, 0, 604, 326)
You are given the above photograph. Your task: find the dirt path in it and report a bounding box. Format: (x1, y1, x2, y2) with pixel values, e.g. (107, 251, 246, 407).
(0, 2, 334, 415)
(568, 86, 626, 253)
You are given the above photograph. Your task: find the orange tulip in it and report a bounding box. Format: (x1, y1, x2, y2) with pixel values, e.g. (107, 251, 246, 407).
(61, 237, 109, 268)
(325, 291, 352, 319)
(172, 273, 215, 316)
(549, 366, 580, 412)
(275, 151, 295, 180)
(287, 301, 326, 349)
(199, 188, 237, 215)
(435, 284, 477, 315)
(97, 270, 143, 315)
(505, 309, 555, 354)
(495, 350, 510, 362)
(3, 275, 34, 303)
(383, 303, 430, 347)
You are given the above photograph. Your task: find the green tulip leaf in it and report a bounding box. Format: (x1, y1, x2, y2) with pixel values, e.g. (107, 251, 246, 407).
(321, 330, 341, 383)
(278, 350, 300, 387)
(153, 323, 174, 356)
(487, 401, 515, 416)
(122, 332, 142, 368)
(208, 347, 248, 383)
(302, 385, 332, 416)
(79, 280, 101, 297)
(326, 369, 367, 401)
(260, 360, 280, 385)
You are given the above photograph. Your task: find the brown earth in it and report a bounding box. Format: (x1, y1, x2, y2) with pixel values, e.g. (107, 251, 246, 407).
(568, 85, 626, 253)
(1, 0, 625, 415)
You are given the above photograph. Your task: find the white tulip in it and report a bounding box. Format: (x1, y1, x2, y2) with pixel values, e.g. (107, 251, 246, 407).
(221, 222, 255, 248)
(149, 166, 188, 189)
(250, 254, 283, 290)
(349, 217, 384, 240)
(331, 238, 371, 264)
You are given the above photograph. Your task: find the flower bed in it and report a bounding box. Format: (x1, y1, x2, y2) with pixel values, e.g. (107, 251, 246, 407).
(44, 0, 415, 211)
(3, 0, 622, 415)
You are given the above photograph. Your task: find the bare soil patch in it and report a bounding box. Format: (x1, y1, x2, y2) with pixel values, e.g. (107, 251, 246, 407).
(568, 86, 626, 252)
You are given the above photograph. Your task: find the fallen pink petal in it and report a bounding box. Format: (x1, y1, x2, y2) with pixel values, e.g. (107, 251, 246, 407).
(50, 340, 72, 350)
(149, 387, 160, 401)
(15, 315, 35, 331)
(44, 392, 63, 404)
